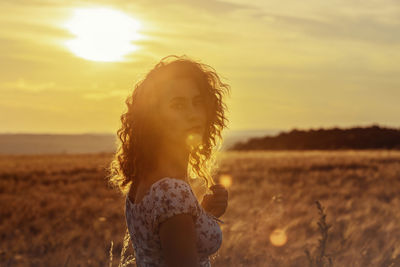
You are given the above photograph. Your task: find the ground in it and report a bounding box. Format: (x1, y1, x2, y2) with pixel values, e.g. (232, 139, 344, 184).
(1, 150, 399, 266)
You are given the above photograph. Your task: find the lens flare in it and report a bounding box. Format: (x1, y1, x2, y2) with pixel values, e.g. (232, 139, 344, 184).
(185, 133, 202, 150)
(218, 174, 232, 188)
(269, 228, 287, 247)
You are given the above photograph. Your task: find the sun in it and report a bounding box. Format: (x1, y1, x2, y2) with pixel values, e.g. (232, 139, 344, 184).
(63, 7, 142, 62)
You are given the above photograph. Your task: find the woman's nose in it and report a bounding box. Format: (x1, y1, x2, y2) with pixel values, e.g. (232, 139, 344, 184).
(187, 103, 203, 121)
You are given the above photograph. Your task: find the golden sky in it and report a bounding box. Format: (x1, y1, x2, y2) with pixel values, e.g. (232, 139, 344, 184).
(1, 0, 399, 134)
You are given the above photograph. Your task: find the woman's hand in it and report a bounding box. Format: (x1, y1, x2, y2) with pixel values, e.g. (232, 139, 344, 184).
(201, 184, 228, 218)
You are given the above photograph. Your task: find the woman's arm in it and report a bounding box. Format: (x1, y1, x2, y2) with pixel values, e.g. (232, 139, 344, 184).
(159, 214, 200, 267)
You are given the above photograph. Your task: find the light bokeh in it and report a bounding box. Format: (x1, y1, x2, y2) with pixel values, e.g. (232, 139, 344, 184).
(218, 174, 232, 188)
(269, 228, 288, 247)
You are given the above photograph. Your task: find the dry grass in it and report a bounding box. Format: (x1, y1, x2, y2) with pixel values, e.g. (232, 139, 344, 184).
(304, 201, 333, 267)
(108, 229, 136, 267)
(1, 150, 400, 266)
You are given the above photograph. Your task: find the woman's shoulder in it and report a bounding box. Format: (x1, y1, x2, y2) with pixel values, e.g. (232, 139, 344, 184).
(153, 177, 192, 192)
(151, 177, 199, 203)
(150, 177, 201, 231)
(151, 177, 200, 209)
(126, 177, 201, 233)
(128, 177, 187, 203)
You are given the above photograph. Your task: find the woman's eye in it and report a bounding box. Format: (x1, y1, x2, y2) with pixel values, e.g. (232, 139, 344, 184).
(172, 103, 184, 110)
(195, 100, 205, 106)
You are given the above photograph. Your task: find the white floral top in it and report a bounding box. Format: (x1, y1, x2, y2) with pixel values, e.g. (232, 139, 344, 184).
(125, 177, 223, 267)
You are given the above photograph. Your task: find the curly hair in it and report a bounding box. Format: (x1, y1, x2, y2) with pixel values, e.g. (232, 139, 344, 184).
(106, 55, 230, 197)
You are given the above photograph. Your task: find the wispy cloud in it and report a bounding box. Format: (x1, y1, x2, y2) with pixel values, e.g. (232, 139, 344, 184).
(82, 90, 128, 100)
(254, 11, 400, 45)
(4, 0, 255, 13)
(1, 79, 56, 93)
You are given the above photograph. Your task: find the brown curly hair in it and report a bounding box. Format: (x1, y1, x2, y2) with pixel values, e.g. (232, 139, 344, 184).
(106, 55, 230, 197)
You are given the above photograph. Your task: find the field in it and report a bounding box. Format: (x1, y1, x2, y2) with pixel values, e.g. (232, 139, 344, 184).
(1, 150, 400, 266)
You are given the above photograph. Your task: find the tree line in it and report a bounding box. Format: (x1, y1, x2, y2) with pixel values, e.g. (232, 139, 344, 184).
(229, 124, 400, 151)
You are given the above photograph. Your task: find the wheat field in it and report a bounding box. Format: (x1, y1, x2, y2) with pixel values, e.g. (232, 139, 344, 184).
(1, 150, 400, 266)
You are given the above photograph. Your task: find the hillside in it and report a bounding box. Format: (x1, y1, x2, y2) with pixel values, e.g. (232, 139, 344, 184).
(230, 125, 400, 151)
(0, 133, 116, 155)
(0, 129, 281, 155)
(1, 151, 400, 266)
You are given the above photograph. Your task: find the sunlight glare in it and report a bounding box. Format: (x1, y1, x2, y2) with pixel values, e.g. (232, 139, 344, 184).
(63, 7, 142, 62)
(218, 174, 232, 188)
(186, 133, 203, 150)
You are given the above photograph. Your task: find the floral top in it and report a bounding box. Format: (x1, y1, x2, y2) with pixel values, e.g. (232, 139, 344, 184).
(125, 177, 223, 267)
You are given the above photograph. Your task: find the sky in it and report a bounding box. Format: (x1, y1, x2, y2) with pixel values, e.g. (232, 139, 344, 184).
(1, 0, 399, 134)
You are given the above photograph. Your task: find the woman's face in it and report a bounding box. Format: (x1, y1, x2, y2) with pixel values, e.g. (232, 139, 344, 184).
(155, 77, 208, 150)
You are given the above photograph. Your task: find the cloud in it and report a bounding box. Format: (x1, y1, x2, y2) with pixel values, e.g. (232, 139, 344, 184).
(249, 2, 400, 45)
(82, 90, 128, 100)
(1, 79, 56, 93)
(157, 0, 254, 13)
(0, 20, 73, 41)
(2, 0, 255, 13)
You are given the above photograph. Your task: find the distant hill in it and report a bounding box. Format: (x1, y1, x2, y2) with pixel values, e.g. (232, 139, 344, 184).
(0, 134, 117, 155)
(230, 124, 400, 151)
(0, 129, 281, 155)
(221, 128, 282, 150)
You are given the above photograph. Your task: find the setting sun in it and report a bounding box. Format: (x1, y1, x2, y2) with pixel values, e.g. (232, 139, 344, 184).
(63, 7, 142, 62)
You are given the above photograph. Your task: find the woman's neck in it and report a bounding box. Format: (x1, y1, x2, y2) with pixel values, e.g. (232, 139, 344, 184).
(131, 143, 190, 203)
(155, 142, 190, 181)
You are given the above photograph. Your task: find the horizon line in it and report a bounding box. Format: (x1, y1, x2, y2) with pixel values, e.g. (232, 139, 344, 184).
(0, 123, 399, 135)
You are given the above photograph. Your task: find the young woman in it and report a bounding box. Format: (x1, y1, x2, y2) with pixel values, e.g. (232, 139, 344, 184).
(107, 55, 230, 266)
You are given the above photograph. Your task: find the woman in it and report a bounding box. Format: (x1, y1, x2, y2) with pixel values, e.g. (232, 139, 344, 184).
(107, 55, 230, 267)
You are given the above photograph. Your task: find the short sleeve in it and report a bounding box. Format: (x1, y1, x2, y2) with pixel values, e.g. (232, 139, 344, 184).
(151, 178, 201, 233)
